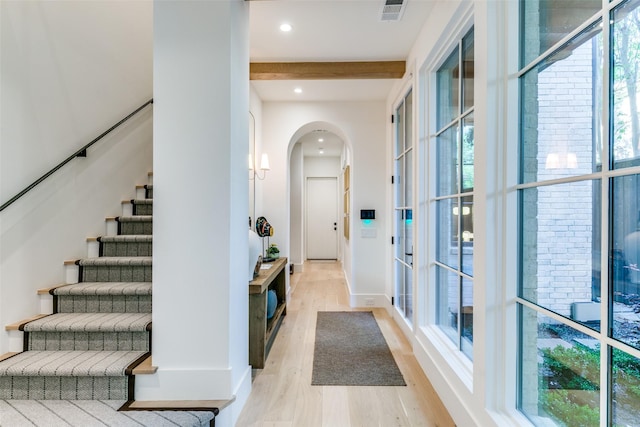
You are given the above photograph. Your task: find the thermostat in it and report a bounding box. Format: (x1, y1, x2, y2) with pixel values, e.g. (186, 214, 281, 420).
(360, 209, 375, 220)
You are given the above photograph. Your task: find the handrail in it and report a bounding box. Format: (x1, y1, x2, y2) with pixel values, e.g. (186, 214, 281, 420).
(0, 99, 153, 212)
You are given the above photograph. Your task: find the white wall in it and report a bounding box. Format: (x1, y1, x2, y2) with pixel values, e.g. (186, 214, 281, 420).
(250, 84, 264, 227)
(0, 0, 153, 354)
(261, 101, 388, 306)
(289, 144, 304, 268)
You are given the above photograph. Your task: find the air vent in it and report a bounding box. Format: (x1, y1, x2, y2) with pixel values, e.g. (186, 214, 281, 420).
(380, 0, 406, 22)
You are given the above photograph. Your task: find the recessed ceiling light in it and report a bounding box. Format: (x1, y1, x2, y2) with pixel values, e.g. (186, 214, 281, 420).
(318, 138, 324, 142)
(294, 87, 302, 94)
(319, 148, 324, 154)
(280, 23, 292, 32)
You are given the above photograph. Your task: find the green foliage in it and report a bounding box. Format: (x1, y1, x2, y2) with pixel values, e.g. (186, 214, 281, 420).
(539, 344, 640, 425)
(540, 345, 600, 391)
(540, 390, 599, 427)
(539, 345, 600, 426)
(266, 243, 279, 257)
(613, 347, 640, 377)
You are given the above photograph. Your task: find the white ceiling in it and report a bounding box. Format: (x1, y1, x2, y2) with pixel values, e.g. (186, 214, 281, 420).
(249, 0, 433, 62)
(249, 0, 431, 152)
(249, 0, 433, 102)
(297, 130, 344, 157)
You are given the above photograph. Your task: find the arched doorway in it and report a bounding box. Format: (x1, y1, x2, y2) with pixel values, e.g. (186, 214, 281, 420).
(288, 123, 351, 273)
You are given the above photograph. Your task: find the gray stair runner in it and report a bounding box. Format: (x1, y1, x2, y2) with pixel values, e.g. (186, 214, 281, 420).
(0, 186, 215, 425)
(23, 313, 151, 351)
(0, 399, 214, 427)
(99, 235, 153, 257)
(117, 215, 153, 235)
(0, 350, 147, 400)
(78, 257, 153, 282)
(131, 199, 153, 215)
(53, 282, 152, 314)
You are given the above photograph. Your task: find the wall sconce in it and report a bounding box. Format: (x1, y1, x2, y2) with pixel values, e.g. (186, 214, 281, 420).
(545, 152, 578, 169)
(250, 153, 270, 180)
(452, 206, 471, 216)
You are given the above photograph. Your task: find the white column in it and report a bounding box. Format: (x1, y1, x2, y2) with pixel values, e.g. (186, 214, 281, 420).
(141, 0, 250, 417)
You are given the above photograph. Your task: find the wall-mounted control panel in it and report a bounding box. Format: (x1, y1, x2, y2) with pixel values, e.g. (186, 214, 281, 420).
(360, 209, 375, 220)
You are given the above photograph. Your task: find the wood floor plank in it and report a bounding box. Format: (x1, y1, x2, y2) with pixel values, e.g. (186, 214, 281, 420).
(236, 261, 454, 427)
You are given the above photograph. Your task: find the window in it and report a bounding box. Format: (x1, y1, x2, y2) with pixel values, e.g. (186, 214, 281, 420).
(432, 28, 474, 359)
(518, 1, 640, 425)
(394, 89, 414, 323)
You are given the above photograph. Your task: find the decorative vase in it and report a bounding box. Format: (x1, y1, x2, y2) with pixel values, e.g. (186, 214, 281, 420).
(267, 290, 277, 319)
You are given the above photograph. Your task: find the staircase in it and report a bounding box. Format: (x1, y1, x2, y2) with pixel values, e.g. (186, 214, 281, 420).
(0, 177, 218, 426)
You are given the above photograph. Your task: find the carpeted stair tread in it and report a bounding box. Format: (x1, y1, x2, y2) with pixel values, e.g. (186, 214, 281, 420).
(78, 257, 152, 266)
(0, 400, 214, 427)
(98, 235, 152, 243)
(0, 351, 147, 377)
(131, 199, 153, 205)
(23, 313, 151, 333)
(54, 282, 152, 296)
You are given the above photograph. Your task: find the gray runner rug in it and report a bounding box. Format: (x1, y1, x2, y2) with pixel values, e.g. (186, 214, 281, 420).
(311, 311, 406, 386)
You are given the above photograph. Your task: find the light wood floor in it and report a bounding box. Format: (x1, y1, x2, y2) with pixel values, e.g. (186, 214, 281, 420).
(235, 261, 455, 427)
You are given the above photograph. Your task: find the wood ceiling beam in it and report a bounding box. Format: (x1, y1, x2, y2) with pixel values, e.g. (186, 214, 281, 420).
(250, 61, 406, 80)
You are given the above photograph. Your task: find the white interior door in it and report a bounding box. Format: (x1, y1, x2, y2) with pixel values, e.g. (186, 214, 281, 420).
(306, 177, 338, 259)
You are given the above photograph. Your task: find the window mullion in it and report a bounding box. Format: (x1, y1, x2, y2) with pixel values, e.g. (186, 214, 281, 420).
(600, 6, 612, 426)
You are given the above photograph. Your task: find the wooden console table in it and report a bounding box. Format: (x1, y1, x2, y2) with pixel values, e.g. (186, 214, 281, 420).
(249, 257, 287, 369)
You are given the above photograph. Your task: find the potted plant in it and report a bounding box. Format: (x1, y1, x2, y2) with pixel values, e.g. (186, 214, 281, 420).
(266, 243, 280, 259)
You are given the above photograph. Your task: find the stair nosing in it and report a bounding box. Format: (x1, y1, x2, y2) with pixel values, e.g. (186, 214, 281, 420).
(23, 313, 152, 333)
(77, 257, 152, 266)
(53, 282, 152, 296)
(0, 350, 149, 377)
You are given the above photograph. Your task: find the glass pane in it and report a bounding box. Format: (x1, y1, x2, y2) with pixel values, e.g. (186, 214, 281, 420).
(404, 264, 413, 323)
(395, 260, 405, 314)
(436, 125, 459, 196)
(612, 0, 640, 168)
(396, 100, 404, 154)
(610, 174, 640, 350)
(519, 180, 601, 331)
(520, 22, 603, 184)
(462, 29, 474, 112)
(462, 113, 474, 192)
(395, 157, 404, 207)
(461, 277, 473, 360)
(461, 195, 474, 276)
(520, 0, 601, 67)
(519, 305, 600, 427)
(612, 347, 640, 426)
(437, 46, 460, 130)
(436, 198, 458, 270)
(395, 209, 405, 261)
(405, 150, 413, 207)
(406, 89, 413, 151)
(404, 209, 413, 266)
(436, 265, 459, 344)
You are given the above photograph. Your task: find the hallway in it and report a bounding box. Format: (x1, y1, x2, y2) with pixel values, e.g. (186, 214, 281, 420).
(236, 261, 455, 427)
